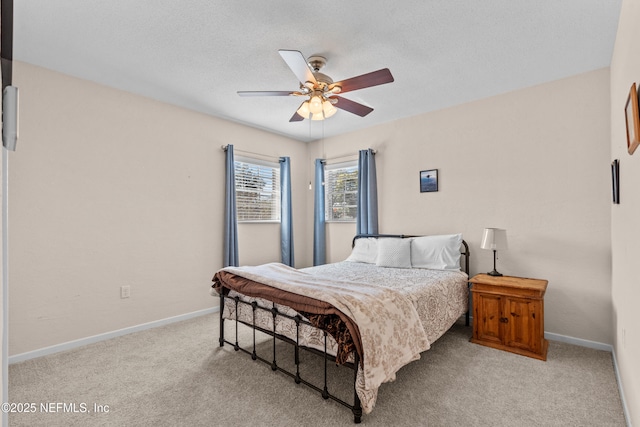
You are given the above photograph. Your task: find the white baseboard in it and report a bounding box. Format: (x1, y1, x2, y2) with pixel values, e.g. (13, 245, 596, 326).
(611, 347, 632, 427)
(544, 331, 613, 352)
(8, 307, 220, 364)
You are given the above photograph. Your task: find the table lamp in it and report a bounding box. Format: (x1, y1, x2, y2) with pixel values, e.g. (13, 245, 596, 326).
(480, 228, 508, 276)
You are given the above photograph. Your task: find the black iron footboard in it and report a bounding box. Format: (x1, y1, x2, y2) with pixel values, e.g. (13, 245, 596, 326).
(218, 290, 363, 423)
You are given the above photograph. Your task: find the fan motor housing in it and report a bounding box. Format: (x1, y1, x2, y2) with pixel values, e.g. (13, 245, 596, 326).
(307, 55, 326, 71)
(313, 72, 333, 88)
(307, 55, 333, 89)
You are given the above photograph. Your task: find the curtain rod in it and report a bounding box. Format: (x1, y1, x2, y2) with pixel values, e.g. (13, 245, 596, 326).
(324, 149, 376, 163)
(221, 145, 280, 162)
(221, 145, 376, 163)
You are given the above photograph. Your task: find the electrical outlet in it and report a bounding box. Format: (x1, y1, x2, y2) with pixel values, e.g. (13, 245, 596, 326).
(120, 285, 131, 299)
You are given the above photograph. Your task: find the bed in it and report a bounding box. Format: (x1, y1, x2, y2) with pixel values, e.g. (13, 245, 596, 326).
(212, 233, 470, 423)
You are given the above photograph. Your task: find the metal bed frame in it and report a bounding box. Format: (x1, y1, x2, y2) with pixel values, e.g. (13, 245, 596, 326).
(217, 234, 470, 424)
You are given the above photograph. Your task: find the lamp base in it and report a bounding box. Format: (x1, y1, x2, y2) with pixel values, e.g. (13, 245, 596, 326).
(487, 250, 503, 277)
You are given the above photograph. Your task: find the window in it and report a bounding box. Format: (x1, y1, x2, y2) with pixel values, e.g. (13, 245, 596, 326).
(325, 162, 358, 222)
(235, 157, 280, 222)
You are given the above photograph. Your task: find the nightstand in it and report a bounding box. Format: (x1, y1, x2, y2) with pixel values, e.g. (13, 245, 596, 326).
(470, 274, 548, 361)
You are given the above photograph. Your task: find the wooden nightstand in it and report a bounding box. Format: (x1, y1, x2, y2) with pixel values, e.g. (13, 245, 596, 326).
(470, 274, 548, 361)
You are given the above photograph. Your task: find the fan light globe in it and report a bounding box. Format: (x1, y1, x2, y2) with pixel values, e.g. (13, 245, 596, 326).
(310, 112, 324, 121)
(309, 96, 323, 114)
(296, 101, 310, 118)
(323, 100, 337, 118)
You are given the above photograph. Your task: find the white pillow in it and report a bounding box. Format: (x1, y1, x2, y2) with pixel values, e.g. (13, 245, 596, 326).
(376, 238, 412, 269)
(410, 234, 463, 270)
(345, 238, 378, 264)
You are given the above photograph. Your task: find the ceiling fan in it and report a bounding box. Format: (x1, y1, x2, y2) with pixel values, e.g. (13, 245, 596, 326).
(237, 50, 394, 122)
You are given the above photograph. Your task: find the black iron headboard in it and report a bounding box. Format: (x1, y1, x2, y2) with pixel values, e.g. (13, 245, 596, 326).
(351, 234, 470, 277)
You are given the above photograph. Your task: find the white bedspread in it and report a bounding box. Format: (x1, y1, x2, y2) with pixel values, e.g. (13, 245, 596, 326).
(219, 262, 430, 414)
(303, 262, 469, 344)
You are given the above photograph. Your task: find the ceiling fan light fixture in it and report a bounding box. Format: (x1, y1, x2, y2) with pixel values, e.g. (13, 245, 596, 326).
(296, 97, 336, 120)
(240, 50, 394, 123)
(309, 95, 323, 114)
(322, 100, 337, 118)
(296, 101, 311, 118)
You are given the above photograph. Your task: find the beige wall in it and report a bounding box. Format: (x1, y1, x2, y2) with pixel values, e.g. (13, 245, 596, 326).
(9, 62, 308, 355)
(312, 68, 612, 345)
(611, 0, 640, 424)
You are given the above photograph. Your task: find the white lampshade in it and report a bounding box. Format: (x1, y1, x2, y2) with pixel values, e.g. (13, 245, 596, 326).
(480, 228, 508, 251)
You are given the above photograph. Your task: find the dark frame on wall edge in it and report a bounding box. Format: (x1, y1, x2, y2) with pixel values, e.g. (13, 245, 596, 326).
(611, 159, 620, 204)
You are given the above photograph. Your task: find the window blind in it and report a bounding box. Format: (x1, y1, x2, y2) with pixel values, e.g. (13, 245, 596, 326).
(324, 161, 358, 221)
(234, 158, 281, 222)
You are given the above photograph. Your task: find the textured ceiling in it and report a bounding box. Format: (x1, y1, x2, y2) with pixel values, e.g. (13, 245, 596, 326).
(14, 1, 622, 142)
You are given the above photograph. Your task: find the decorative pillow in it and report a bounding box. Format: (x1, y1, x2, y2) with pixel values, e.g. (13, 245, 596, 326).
(410, 234, 462, 270)
(345, 238, 378, 264)
(376, 238, 412, 269)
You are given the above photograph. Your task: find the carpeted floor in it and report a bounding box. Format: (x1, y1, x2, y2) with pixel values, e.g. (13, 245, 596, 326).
(9, 313, 626, 426)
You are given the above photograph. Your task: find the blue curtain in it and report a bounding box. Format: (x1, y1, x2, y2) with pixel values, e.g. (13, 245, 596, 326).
(280, 157, 294, 267)
(313, 159, 326, 266)
(356, 149, 378, 235)
(223, 145, 239, 267)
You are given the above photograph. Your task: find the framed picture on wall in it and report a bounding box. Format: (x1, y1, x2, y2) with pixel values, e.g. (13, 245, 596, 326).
(420, 169, 438, 193)
(611, 159, 620, 204)
(625, 83, 640, 155)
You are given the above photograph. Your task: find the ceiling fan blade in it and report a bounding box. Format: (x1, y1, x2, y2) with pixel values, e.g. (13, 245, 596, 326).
(332, 96, 374, 117)
(289, 111, 305, 122)
(332, 68, 394, 94)
(278, 49, 317, 85)
(237, 91, 294, 97)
